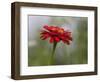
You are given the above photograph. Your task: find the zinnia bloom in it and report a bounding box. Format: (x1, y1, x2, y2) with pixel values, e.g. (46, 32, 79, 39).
(40, 25, 72, 45)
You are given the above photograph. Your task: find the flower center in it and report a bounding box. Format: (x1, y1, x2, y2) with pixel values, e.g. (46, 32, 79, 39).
(50, 27, 64, 34)
(58, 28, 64, 34)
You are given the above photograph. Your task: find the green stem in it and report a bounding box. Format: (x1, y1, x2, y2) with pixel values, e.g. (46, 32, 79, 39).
(49, 42, 57, 65)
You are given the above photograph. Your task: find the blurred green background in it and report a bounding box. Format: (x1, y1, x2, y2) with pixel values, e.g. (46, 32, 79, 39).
(28, 15, 88, 66)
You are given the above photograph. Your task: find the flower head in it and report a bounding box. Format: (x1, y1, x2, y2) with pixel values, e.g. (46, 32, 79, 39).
(40, 25, 72, 44)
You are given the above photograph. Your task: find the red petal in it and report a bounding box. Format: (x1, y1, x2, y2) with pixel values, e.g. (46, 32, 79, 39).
(40, 30, 48, 34)
(62, 39, 70, 45)
(50, 37, 54, 43)
(40, 34, 50, 40)
(54, 37, 60, 42)
(41, 37, 47, 40)
(43, 25, 50, 31)
(43, 25, 49, 29)
(68, 36, 73, 41)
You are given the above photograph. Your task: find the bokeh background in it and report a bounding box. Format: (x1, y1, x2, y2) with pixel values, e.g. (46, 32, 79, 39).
(28, 15, 88, 66)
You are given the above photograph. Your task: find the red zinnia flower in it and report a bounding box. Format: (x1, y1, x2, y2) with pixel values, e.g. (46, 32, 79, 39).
(40, 25, 73, 65)
(40, 25, 72, 45)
